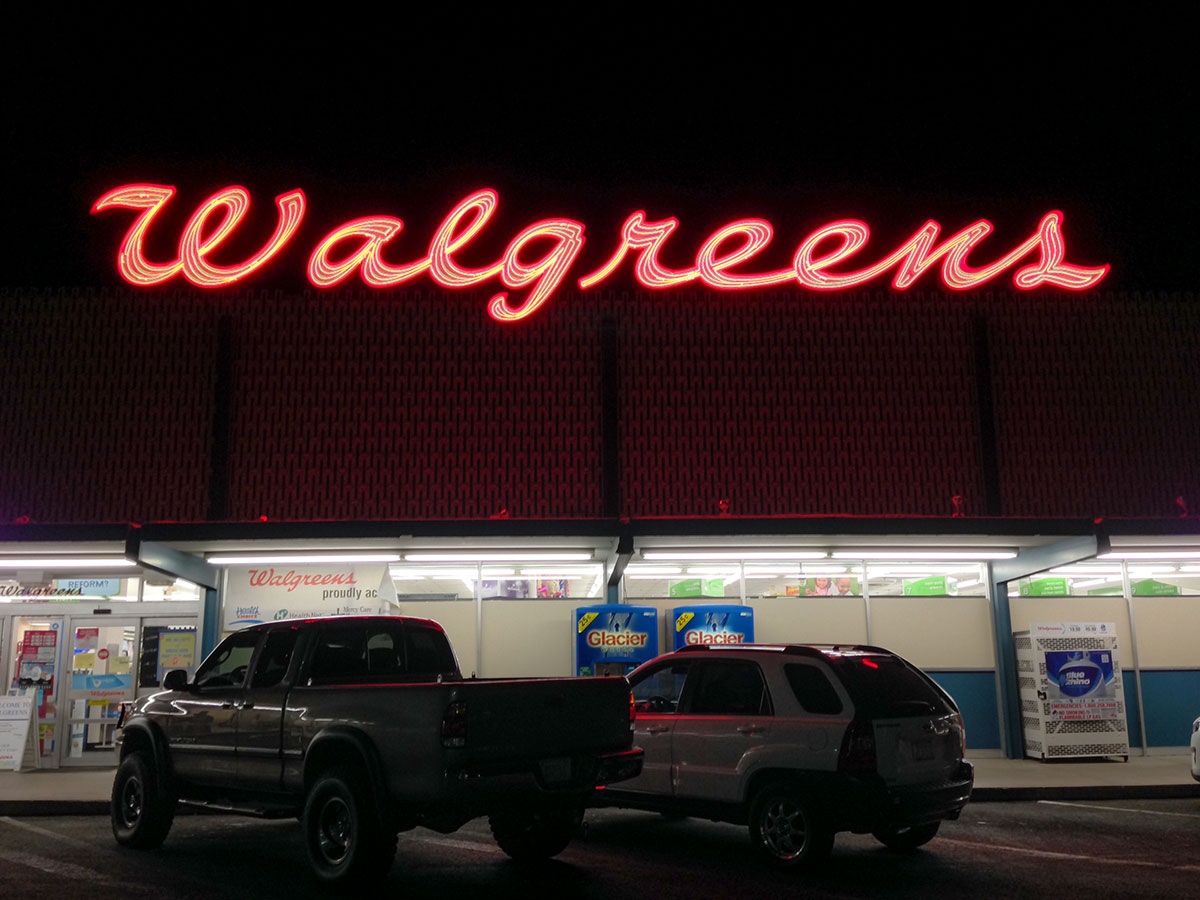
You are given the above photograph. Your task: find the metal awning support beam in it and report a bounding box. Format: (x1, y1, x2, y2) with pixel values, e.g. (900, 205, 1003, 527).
(989, 533, 1110, 759)
(126, 537, 220, 589)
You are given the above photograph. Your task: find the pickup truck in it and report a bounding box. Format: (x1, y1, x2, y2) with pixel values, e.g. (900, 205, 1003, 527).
(597, 643, 973, 869)
(112, 615, 642, 887)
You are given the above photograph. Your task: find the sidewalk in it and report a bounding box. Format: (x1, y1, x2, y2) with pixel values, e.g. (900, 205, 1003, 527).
(2, 756, 1197, 815)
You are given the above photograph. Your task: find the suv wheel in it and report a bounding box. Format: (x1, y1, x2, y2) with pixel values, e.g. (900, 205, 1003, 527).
(748, 783, 833, 869)
(303, 767, 396, 888)
(489, 803, 582, 861)
(111, 751, 175, 849)
(873, 821, 940, 851)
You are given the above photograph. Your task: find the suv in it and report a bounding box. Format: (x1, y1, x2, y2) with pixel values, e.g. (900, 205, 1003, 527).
(597, 644, 973, 868)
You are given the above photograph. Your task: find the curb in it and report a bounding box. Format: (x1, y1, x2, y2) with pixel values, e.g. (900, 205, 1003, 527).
(971, 784, 1200, 802)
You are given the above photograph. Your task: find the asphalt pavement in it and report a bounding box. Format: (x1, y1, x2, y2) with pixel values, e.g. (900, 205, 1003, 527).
(0, 800, 1198, 900)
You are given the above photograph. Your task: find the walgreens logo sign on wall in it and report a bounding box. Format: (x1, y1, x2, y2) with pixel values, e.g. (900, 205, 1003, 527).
(93, 185, 1111, 323)
(222, 565, 395, 630)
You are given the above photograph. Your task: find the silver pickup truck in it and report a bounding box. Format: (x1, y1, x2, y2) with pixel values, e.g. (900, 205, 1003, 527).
(112, 615, 642, 887)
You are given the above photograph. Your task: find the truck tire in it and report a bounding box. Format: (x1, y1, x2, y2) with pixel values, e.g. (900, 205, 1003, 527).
(111, 751, 175, 849)
(489, 803, 583, 862)
(303, 767, 396, 889)
(747, 782, 833, 869)
(872, 821, 940, 851)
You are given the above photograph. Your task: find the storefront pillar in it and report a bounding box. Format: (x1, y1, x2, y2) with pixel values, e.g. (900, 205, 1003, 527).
(990, 534, 1107, 759)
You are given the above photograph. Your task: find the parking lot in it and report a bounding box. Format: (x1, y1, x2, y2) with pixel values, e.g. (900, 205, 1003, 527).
(1, 800, 1197, 899)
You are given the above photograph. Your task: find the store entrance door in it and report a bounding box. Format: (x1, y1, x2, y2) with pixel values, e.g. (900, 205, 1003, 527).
(59, 617, 139, 766)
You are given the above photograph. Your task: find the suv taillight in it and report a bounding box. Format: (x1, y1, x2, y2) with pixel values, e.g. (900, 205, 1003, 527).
(838, 718, 877, 774)
(953, 712, 966, 758)
(441, 700, 467, 748)
(629, 690, 636, 730)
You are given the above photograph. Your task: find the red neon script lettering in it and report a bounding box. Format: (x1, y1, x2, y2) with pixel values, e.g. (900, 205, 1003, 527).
(94, 185, 1111, 320)
(92, 183, 306, 288)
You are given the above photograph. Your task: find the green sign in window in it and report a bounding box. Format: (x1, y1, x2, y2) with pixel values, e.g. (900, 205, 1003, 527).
(668, 579, 724, 598)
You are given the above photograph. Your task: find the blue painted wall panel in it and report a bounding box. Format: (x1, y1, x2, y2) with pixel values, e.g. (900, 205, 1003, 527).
(928, 671, 1001, 750)
(1138, 670, 1200, 747)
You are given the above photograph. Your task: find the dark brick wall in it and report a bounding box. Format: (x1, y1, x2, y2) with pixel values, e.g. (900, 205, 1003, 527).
(1, 288, 1195, 523)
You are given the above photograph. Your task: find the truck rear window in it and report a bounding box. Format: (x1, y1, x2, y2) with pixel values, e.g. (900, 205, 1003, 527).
(827, 654, 956, 718)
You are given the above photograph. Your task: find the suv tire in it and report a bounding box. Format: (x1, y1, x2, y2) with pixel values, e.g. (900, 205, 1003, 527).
(748, 783, 833, 869)
(111, 751, 175, 849)
(303, 767, 396, 888)
(873, 821, 940, 851)
(489, 803, 582, 861)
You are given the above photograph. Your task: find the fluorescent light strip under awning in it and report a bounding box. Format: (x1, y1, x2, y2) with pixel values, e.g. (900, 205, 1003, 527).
(0, 558, 136, 568)
(405, 552, 593, 562)
(641, 551, 828, 560)
(832, 550, 1016, 560)
(208, 553, 401, 564)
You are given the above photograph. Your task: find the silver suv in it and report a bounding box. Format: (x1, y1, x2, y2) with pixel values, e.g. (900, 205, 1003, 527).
(600, 644, 973, 868)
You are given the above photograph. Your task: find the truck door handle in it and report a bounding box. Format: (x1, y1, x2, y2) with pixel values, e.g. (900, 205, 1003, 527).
(736, 725, 763, 734)
(645, 725, 670, 734)
(220, 701, 234, 709)
(236, 701, 254, 710)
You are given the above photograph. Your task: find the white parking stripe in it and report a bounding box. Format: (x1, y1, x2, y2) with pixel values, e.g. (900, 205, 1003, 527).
(938, 838, 1162, 868)
(1038, 800, 1200, 819)
(0, 847, 119, 884)
(0, 817, 91, 846)
(399, 833, 505, 855)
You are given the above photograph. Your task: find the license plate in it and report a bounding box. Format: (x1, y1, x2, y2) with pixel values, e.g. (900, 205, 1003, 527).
(912, 739, 934, 761)
(540, 757, 572, 783)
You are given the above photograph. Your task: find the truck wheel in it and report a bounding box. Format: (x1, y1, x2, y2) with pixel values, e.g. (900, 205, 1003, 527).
(872, 821, 940, 851)
(748, 783, 833, 869)
(489, 804, 583, 862)
(111, 751, 175, 849)
(303, 767, 396, 888)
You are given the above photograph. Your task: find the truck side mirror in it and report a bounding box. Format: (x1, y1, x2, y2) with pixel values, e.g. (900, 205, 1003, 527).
(163, 669, 191, 692)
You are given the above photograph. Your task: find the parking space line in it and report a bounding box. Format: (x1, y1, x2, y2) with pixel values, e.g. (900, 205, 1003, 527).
(937, 838, 1162, 868)
(0, 847, 119, 884)
(1038, 800, 1200, 819)
(0, 817, 91, 846)
(399, 833, 505, 855)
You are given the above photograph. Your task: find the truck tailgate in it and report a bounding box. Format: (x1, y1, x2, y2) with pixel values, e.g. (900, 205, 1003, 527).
(452, 676, 632, 765)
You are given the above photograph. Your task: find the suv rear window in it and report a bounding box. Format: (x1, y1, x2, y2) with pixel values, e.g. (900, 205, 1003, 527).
(826, 654, 955, 718)
(784, 663, 843, 715)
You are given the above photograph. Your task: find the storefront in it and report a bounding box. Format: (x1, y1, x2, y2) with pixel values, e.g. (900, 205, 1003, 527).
(1, 528, 211, 768)
(9, 518, 1187, 766)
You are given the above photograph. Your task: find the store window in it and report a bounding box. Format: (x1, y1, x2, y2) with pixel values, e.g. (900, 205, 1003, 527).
(1010, 561, 1200, 598)
(141, 578, 202, 602)
(138, 624, 198, 688)
(866, 563, 987, 597)
(0, 575, 140, 603)
(5, 617, 63, 760)
(391, 563, 605, 601)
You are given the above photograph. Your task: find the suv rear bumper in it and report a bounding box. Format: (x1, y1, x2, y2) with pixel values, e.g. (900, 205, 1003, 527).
(841, 761, 974, 831)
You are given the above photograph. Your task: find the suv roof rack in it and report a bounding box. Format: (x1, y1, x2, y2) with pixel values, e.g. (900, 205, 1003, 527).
(669, 643, 893, 657)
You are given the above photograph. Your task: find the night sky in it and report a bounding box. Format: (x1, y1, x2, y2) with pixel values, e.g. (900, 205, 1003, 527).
(4, 11, 1196, 293)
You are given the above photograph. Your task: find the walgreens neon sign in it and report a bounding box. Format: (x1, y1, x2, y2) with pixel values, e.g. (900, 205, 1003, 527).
(92, 185, 1110, 323)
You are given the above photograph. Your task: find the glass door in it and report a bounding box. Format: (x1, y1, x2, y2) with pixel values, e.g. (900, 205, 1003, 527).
(6, 616, 65, 767)
(60, 617, 139, 766)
